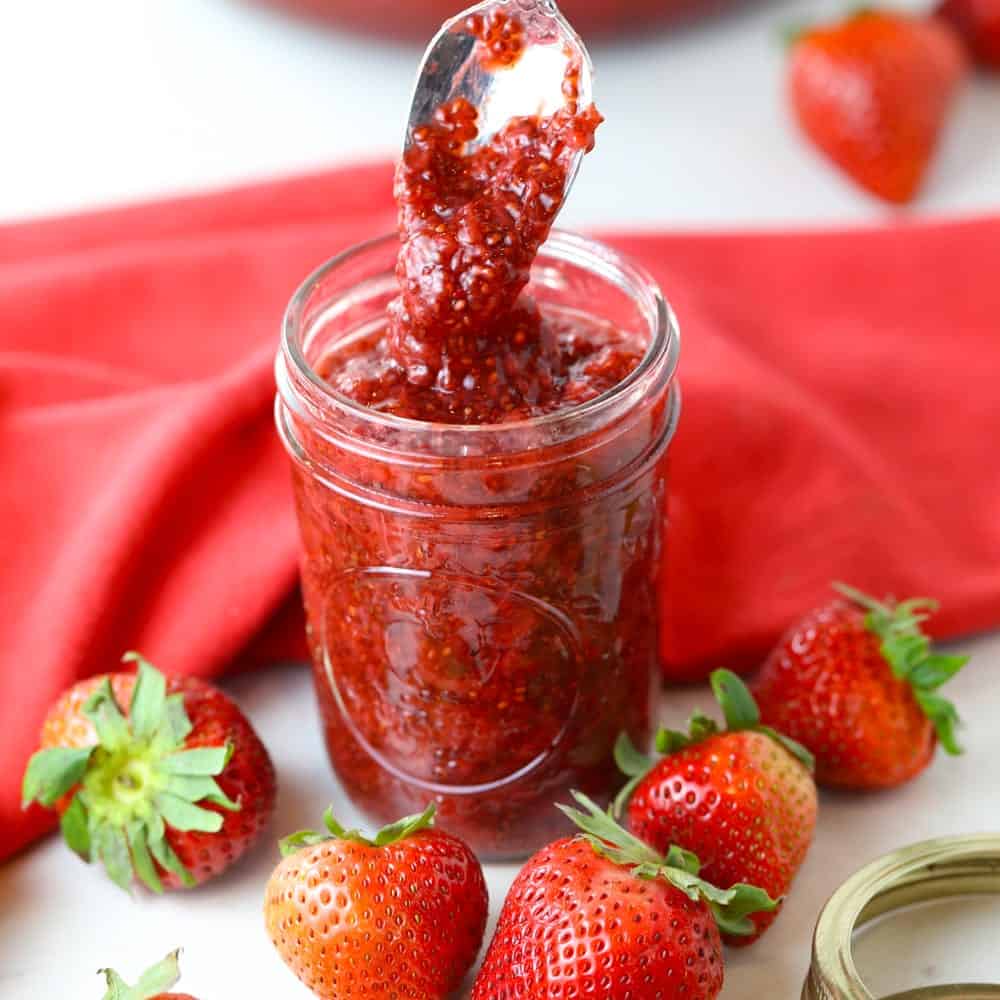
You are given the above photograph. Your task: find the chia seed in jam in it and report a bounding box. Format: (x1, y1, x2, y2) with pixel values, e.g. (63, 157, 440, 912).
(280, 17, 676, 857)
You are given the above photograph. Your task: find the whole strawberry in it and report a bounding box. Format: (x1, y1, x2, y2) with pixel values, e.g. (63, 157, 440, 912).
(788, 9, 967, 203)
(938, 0, 1000, 70)
(472, 792, 777, 999)
(22, 652, 276, 891)
(753, 584, 969, 789)
(99, 950, 195, 999)
(614, 670, 816, 945)
(265, 804, 488, 999)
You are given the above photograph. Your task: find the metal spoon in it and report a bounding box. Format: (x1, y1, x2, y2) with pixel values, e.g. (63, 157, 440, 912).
(403, 0, 595, 194)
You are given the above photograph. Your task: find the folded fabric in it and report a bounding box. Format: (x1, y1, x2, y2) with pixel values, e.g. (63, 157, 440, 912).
(2, 163, 998, 865)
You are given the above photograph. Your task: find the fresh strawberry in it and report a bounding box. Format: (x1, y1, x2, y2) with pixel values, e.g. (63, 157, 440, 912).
(99, 950, 195, 999)
(788, 9, 967, 203)
(938, 0, 1000, 69)
(471, 792, 777, 999)
(22, 653, 276, 891)
(753, 584, 969, 789)
(614, 670, 816, 945)
(264, 804, 488, 999)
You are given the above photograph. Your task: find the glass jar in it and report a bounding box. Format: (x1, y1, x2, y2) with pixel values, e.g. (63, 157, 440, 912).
(251, 0, 746, 40)
(275, 231, 679, 859)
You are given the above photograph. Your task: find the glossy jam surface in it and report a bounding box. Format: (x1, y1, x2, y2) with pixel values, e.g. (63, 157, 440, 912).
(326, 311, 644, 424)
(388, 62, 601, 391)
(290, 17, 667, 857)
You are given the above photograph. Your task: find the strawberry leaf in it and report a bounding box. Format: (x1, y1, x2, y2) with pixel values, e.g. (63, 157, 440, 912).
(83, 681, 130, 751)
(659, 866, 779, 937)
(909, 654, 969, 691)
(686, 712, 720, 744)
(655, 725, 699, 753)
(881, 633, 929, 680)
(21, 746, 94, 808)
(96, 824, 133, 893)
(132, 950, 182, 996)
(702, 882, 781, 938)
(664, 843, 701, 876)
(60, 793, 92, 859)
(372, 803, 436, 846)
(100, 969, 132, 1000)
(757, 725, 815, 772)
(614, 732, 654, 778)
(126, 656, 167, 742)
(147, 820, 196, 888)
(612, 733, 655, 819)
(162, 745, 234, 775)
(154, 793, 224, 833)
(915, 691, 963, 756)
(557, 791, 665, 870)
(100, 949, 182, 1000)
(711, 670, 760, 730)
(161, 694, 193, 746)
(165, 774, 239, 810)
(279, 829, 332, 857)
(127, 820, 164, 894)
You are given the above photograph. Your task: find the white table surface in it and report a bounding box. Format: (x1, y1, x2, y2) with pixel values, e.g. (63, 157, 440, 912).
(2, 1, 998, 997)
(2, 642, 998, 998)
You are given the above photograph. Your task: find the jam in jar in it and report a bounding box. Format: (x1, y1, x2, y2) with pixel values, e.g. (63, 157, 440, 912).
(276, 233, 678, 858)
(275, 13, 679, 857)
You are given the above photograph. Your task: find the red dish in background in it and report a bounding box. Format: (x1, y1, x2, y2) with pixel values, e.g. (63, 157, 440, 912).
(250, 0, 741, 39)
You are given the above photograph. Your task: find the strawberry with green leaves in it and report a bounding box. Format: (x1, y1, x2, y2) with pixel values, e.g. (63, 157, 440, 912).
(265, 804, 488, 999)
(99, 950, 195, 1000)
(753, 584, 969, 789)
(22, 653, 275, 891)
(614, 670, 817, 944)
(471, 792, 777, 999)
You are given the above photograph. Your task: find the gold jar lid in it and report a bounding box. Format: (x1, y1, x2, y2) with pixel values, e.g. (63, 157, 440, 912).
(803, 833, 1000, 1000)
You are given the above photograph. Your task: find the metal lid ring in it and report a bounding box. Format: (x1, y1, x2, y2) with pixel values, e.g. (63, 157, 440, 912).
(803, 834, 1000, 1000)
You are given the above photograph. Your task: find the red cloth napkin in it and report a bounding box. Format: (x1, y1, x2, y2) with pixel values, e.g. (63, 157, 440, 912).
(3, 163, 998, 865)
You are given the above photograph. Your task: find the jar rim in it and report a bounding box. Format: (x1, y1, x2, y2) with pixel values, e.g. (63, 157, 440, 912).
(803, 834, 1000, 1000)
(279, 229, 679, 437)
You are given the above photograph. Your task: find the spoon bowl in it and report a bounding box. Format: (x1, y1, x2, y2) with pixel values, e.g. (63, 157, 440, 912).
(403, 0, 594, 193)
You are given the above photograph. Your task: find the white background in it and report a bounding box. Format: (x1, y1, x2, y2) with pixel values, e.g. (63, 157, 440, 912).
(1, 0, 998, 227)
(1, 0, 998, 997)
(3, 652, 999, 998)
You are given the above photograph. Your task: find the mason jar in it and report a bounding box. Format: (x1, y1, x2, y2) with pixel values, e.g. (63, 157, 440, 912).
(275, 230, 679, 859)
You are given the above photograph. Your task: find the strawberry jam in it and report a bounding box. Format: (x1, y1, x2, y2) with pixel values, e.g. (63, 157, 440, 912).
(276, 19, 679, 858)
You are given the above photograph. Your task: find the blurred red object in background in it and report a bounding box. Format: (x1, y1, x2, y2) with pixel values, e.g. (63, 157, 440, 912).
(248, 0, 743, 39)
(937, 0, 1000, 70)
